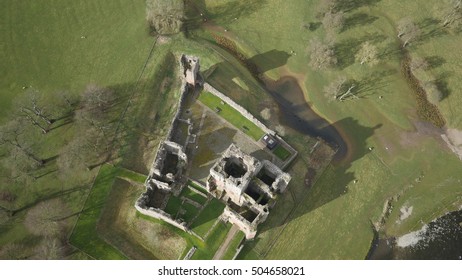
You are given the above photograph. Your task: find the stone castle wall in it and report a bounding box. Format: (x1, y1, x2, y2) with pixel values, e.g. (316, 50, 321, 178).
(203, 83, 275, 137)
(222, 206, 257, 239)
(135, 204, 189, 232)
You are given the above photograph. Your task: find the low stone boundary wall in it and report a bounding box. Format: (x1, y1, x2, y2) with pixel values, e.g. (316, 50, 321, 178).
(203, 83, 275, 137)
(183, 246, 197, 260)
(136, 204, 188, 230)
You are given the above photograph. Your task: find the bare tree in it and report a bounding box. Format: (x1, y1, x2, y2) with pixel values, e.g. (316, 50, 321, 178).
(309, 38, 338, 70)
(324, 76, 348, 101)
(57, 134, 95, 175)
(0, 243, 28, 260)
(146, 0, 184, 35)
(322, 11, 345, 33)
(0, 120, 44, 167)
(438, 0, 462, 28)
(34, 238, 65, 260)
(323, 76, 358, 101)
(24, 199, 70, 237)
(397, 18, 421, 47)
(355, 41, 379, 66)
(316, 0, 338, 18)
(19, 90, 55, 124)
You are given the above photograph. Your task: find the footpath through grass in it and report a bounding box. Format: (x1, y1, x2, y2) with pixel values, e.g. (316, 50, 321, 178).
(222, 231, 245, 260)
(198, 91, 265, 141)
(69, 164, 127, 260)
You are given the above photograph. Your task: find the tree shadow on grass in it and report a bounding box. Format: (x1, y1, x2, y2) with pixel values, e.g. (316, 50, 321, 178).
(355, 69, 397, 98)
(416, 17, 448, 44)
(426, 55, 446, 69)
(245, 50, 291, 75)
(343, 12, 379, 32)
(336, 0, 383, 12)
(183, 0, 267, 33)
(335, 33, 387, 69)
(435, 72, 452, 101)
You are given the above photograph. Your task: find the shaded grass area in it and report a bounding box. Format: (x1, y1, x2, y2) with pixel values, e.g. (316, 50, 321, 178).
(191, 221, 232, 260)
(272, 145, 291, 161)
(179, 202, 200, 223)
(191, 198, 226, 237)
(97, 179, 160, 259)
(117, 168, 147, 184)
(137, 212, 231, 260)
(164, 195, 183, 217)
(198, 91, 265, 140)
(180, 186, 208, 205)
(69, 164, 127, 260)
(188, 180, 208, 194)
(98, 178, 185, 260)
(222, 230, 245, 260)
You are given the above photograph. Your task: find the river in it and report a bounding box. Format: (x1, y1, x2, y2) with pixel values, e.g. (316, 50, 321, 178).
(369, 210, 462, 260)
(262, 76, 348, 161)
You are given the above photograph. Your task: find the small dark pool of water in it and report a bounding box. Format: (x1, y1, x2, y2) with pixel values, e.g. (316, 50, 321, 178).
(262, 76, 347, 160)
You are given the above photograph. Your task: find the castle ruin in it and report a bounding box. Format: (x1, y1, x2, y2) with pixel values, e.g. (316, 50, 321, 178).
(207, 144, 290, 239)
(135, 54, 292, 241)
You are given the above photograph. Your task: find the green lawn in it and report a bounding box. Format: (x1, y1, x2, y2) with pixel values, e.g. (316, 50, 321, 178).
(69, 164, 127, 260)
(222, 231, 245, 260)
(180, 186, 208, 205)
(198, 91, 265, 140)
(164, 195, 183, 217)
(188, 180, 208, 194)
(138, 211, 232, 260)
(191, 221, 232, 260)
(117, 168, 148, 184)
(0, 0, 154, 120)
(179, 202, 200, 223)
(191, 199, 226, 237)
(272, 145, 291, 161)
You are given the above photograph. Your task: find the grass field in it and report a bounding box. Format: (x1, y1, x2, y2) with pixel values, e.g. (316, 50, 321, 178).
(189, 0, 462, 259)
(164, 195, 183, 217)
(198, 91, 265, 140)
(180, 186, 208, 205)
(69, 164, 127, 260)
(2, 0, 462, 260)
(0, 0, 154, 120)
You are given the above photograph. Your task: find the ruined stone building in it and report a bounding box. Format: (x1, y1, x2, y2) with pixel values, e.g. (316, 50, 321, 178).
(135, 54, 200, 232)
(135, 54, 292, 241)
(207, 144, 290, 239)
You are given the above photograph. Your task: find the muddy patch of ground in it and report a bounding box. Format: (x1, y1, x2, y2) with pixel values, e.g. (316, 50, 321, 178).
(441, 128, 462, 160)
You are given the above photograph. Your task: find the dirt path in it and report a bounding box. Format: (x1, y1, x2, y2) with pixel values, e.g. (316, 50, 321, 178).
(213, 225, 239, 260)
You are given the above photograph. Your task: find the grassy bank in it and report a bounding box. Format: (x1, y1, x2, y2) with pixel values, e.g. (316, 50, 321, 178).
(69, 164, 127, 260)
(189, 0, 462, 259)
(198, 91, 265, 140)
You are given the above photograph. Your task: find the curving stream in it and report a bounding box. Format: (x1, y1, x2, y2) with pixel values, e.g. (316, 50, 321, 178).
(262, 76, 348, 161)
